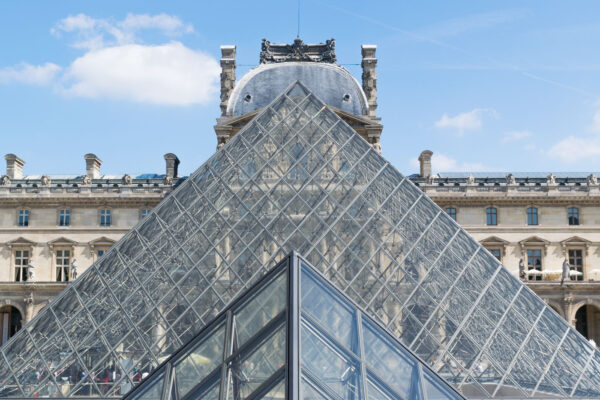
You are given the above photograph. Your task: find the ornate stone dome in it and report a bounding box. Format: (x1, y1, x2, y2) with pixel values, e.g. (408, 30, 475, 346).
(226, 61, 369, 117)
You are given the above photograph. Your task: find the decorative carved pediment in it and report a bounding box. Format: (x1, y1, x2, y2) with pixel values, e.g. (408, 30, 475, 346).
(560, 236, 592, 256)
(89, 236, 116, 256)
(519, 236, 550, 256)
(480, 236, 510, 256)
(47, 237, 77, 250)
(5, 237, 36, 249)
(260, 37, 336, 64)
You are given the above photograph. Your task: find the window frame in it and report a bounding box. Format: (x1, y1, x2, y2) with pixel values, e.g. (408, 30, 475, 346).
(486, 247, 502, 262)
(58, 208, 71, 227)
(99, 208, 112, 227)
(568, 248, 584, 281)
(486, 207, 497, 226)
(526, 206, 539, 226)
(140, 209, 152, 220)
(17, 208, 30, 227)
(13, 248, 30, 282)
(526, 248, 543, 281)
(445, 207, 457, 221)
(568, 207, 580, 226)
(54, 247, 72, 282)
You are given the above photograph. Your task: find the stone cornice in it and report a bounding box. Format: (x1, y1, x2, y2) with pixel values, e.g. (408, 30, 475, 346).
(0, 228, 129, 237)
(464, 226, 600, 234)
(0, 197, 164, 207)
(420, 186, 600, 205)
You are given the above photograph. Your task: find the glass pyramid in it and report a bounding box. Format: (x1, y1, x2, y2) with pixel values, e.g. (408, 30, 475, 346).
(1, 81, 600, 398)
(122, 252, 464, 400)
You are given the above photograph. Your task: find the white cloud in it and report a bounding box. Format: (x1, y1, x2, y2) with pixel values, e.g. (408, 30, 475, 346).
(434, 108, 497, 135)
(0, 13, 218, 106)
(502, 130, 532, 142)
(51, 13, 194, 50)
(61, 42, 219, 106)
(0, 62, 61, 85)
(546, 136, 600, 163)
(410, 152, 496, 172)
(546, 103, 600, 162)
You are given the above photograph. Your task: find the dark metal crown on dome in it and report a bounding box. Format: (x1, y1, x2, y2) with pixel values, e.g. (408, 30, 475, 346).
(260, 37, 336, 64)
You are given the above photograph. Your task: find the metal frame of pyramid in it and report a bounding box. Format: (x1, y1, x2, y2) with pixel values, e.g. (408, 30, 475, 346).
(122, 251, 465, 400)
(1, 81, 600, 398)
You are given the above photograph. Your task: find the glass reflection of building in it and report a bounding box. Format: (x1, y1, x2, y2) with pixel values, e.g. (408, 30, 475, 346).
(1, 39, 600, 400)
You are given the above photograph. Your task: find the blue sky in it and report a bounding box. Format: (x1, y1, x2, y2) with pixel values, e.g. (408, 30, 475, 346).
(2, 1, 600, 176)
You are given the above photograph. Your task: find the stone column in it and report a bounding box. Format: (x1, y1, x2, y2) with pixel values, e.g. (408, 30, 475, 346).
(220, 45, 236, 117)
(361, 45, 378, 118)
(5, 154, 25, 179)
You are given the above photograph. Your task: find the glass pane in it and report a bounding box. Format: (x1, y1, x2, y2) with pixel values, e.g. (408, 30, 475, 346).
(423, 371, 461, 400)
(258, 379, 285, 400)
(367, 380, 394, 400)
(361, 320, 415, 399)
(174, 323, 225, 398)
(300, 323, 360, 399)
(301, 379, 329, 400)
(301, 263, 356, 352)
(130, 372, 164, 400)
(228, 326, 286, 400)
(234, 269, 287, 347)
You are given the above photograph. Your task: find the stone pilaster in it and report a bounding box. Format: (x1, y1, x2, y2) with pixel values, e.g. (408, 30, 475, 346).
(220, 45, 236, 116)
(361, 45, 378, 119)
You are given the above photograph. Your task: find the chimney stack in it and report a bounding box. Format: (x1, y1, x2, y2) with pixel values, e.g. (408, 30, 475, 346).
(220, 45, 236, 116)
(84, 153, 102, 179)
(164, 153, 180, 179)
(361, 45, 378, 118)
(418, 150, 433, 178)
(5, 154, 25, 179)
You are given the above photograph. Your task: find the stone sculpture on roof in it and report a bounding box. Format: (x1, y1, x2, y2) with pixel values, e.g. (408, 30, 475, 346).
(260, 37, 336, 64)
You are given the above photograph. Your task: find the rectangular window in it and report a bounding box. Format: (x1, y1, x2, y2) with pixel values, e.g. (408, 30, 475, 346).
(14, 250, 29, 282)
(97, 249, 105, 258)
(490, 249, 501, 261)
(527, 207, 538, 225)
(18, 210, 29, 227)
(527, 249, 542, 281)
(569, 249, 583, 281)
(100, 209, 111, 227)
(568, 207, 579, 226)
(486, 207, 497, 225)
(59, 209, 70, 226)
(445, 208, 456, 221)
(56, 249, 70, 282)
(141, 209, 151, 219)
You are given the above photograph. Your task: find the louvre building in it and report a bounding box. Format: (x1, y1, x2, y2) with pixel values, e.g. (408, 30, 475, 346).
(1, 39, 600, 400)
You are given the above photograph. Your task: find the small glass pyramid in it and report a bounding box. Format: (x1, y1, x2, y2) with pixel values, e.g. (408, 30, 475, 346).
(122, 252, 463, 400)
(1, 81, 600, 398)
